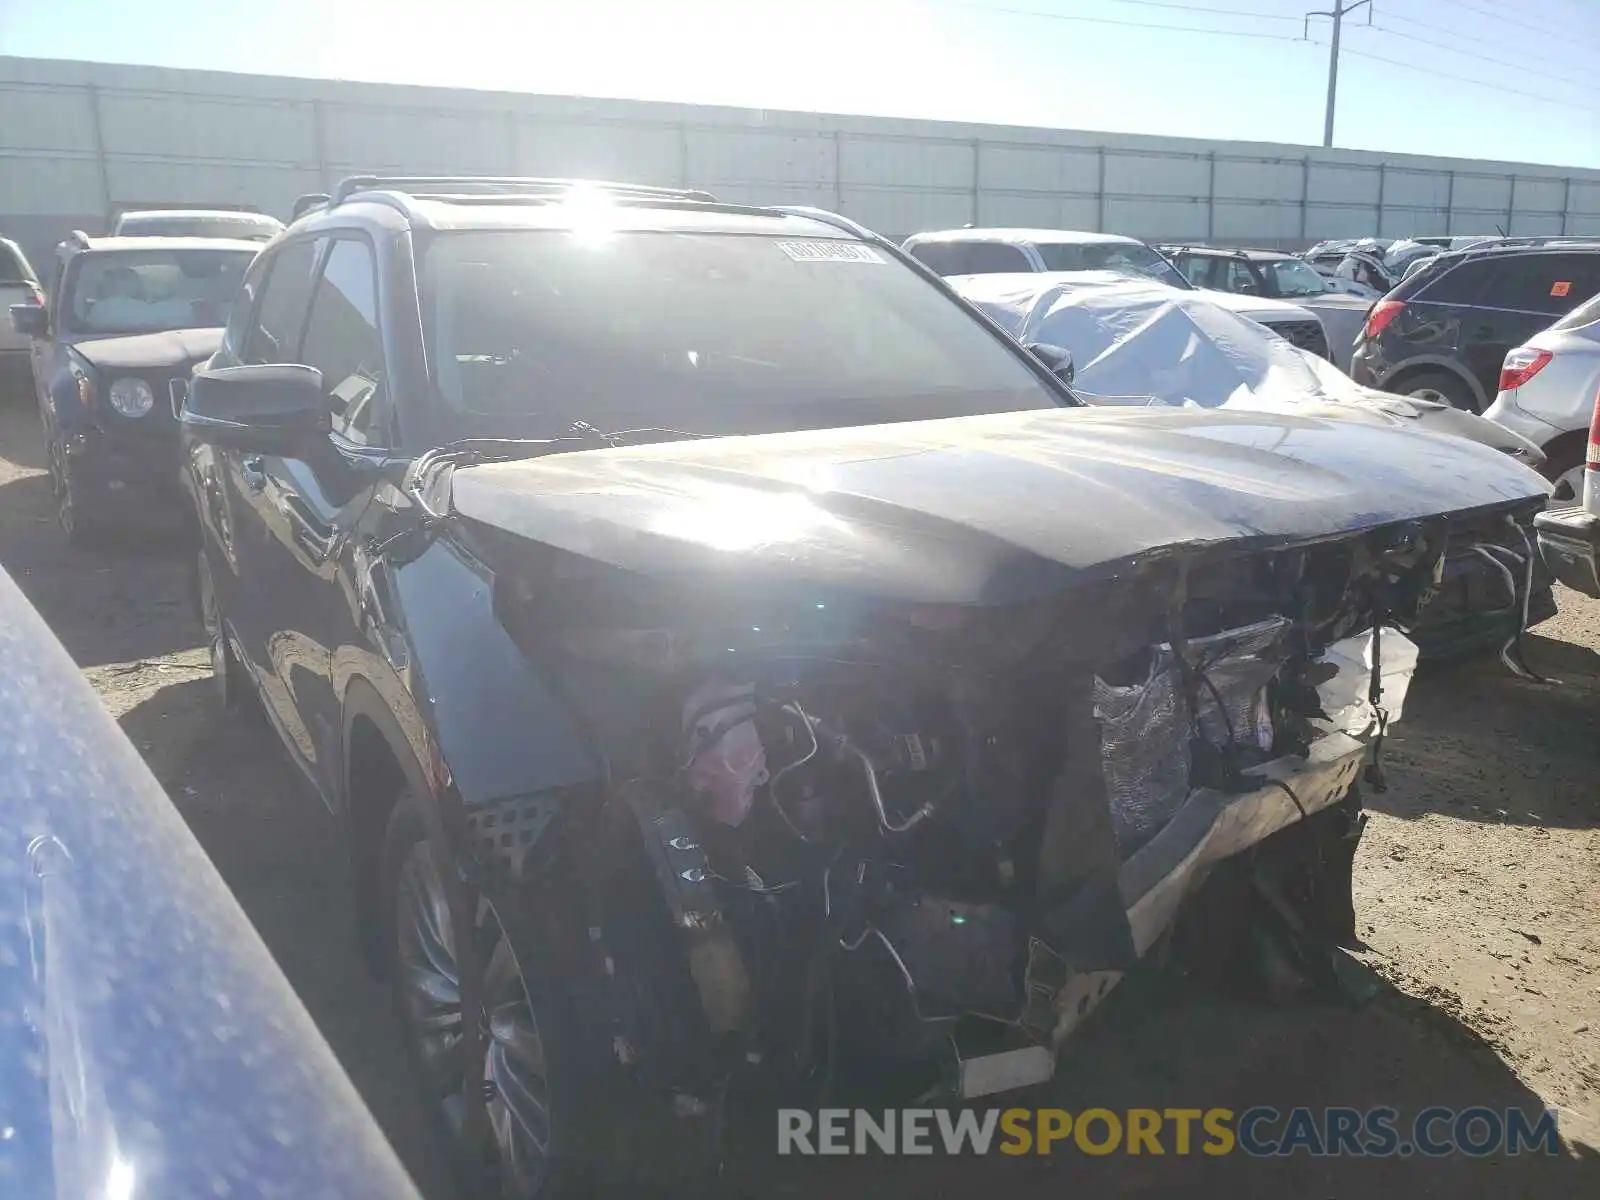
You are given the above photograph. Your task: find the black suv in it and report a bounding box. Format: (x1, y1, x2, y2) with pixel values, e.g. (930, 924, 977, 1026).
(9, 232, 260, 542)
(178, 176, 1547, 1197)
(1350, 242, 1600, 412)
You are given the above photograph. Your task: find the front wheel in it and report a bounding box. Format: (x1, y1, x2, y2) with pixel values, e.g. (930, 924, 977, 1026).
(383, 797, 590, 1198)
(1541, 442, 1587, 506)
(196, 550, 246, 709)
(49, 440, 100, 549)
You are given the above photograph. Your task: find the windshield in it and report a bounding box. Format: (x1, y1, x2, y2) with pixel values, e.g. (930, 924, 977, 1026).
(65, 249, 255, 335)
(1262, 258, 1329, 298)
(1034, 241, 1191, 289)
(420, 230, 1065, 438)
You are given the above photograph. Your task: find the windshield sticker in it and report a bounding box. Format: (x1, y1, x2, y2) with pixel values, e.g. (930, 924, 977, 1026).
(777, 241, 886, 264)
(1551, 280, 1572, 297)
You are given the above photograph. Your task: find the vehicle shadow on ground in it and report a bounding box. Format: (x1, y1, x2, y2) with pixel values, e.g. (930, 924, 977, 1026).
(0, 470, 200, 667)
(116, 678, 460, 1200)
(735, 966, 1599, 1198)
(1371, 635, 1600, 831)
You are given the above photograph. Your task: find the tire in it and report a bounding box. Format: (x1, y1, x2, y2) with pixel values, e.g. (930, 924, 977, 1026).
(381, 795, 604, 1199)
(196, 550, 247, 710)
(49, 441, 102, 549)
(1395, 369, 1480, 414)
(1541, 441, 1587, 505)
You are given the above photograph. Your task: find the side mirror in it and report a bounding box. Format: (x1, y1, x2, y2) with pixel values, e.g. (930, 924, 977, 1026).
(182, 363, 327, 451)
(1026, 341, 1076, 385)
(10, 303, 48, 339)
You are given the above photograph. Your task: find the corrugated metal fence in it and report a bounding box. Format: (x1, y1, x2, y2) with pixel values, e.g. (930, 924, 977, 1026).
(3, 55, 1598, 269)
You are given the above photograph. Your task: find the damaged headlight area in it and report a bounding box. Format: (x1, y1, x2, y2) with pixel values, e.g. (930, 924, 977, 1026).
(481, 518, 1462, 1108)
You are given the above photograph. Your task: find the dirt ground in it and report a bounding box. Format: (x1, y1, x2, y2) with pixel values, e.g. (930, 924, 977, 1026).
(1, 396, 1597, 1197)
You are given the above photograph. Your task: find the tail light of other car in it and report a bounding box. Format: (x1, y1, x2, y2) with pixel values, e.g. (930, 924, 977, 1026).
(1499, 347, 1554, 393)
(1364, 299, 1406, 340)
(1587, 380, 1600, 477)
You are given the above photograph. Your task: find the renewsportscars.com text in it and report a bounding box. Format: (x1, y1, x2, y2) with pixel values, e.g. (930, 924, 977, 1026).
(777, 1106, 1561, 1158)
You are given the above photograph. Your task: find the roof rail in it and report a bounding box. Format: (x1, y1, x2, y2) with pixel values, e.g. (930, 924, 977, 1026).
(329, 175, 718, 208)
(292, 193, 331, 220)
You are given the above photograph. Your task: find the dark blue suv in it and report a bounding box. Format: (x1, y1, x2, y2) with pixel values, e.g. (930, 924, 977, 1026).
(1350, 242, 1600, 413)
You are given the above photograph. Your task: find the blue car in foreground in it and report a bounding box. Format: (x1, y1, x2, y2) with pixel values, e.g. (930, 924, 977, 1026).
(0, 565, 419, 1198)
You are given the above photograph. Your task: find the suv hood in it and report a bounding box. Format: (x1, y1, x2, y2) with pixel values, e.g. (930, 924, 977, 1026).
(450, 407, 1547, 605)
(1195, 288, 1319, 324)
(69, 328, 224, 372)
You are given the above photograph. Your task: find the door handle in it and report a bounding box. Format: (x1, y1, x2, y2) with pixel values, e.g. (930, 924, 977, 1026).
(240, 455, 266, 494)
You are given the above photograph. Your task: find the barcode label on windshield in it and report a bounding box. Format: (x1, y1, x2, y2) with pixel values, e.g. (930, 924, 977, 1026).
(776, 240, 885, 264)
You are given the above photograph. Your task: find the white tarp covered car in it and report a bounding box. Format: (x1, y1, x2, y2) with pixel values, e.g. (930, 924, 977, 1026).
(950, 270, 1556, 659)
(951, 270, 1544, 458)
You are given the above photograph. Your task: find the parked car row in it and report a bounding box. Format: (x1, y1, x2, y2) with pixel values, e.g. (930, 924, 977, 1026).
(0, 184, 1571, 1197)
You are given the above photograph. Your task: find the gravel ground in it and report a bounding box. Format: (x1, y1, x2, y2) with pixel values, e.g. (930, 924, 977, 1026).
(1, 396, 1596, 1196)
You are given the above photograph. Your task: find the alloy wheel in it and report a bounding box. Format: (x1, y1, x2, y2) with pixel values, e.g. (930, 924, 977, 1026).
(395, 839, 552, 1197)
(1550, 463, 1585, 506)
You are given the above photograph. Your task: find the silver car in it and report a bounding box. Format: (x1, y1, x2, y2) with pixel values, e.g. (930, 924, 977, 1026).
(1484, 289, 1600, 503)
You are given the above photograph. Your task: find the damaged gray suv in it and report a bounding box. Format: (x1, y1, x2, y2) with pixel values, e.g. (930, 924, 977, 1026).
(178, 177, 1550, 1196)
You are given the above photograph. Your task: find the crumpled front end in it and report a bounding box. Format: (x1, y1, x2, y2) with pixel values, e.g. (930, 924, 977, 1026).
(481, 513, 1450, 1107)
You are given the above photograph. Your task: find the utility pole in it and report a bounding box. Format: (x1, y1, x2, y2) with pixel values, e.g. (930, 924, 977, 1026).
(1306, 0, 1371, 148)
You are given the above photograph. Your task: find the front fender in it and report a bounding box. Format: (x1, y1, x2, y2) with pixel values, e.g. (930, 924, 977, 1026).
(382, 536, 601, 807)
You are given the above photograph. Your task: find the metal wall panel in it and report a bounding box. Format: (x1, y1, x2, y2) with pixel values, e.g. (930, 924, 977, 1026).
(1572, 182, 1600, 217)
(1105, 153, 1208, 200)
(323, 106, 512, 173)
(1383, 170, 1450, 210)
(0, 156, 103, 213)
(514, 119, 682, 185)
(103, 160, 323, 208)
(685, 129, 835, 185)
(98, 93, 314, 163)
(0, 84, 96, 152)
(1106, 197, 1208, 240)
(978, 144, 1100, 194)
(1212, 200, 1302, 242)
(1214, 158, 1302, 203)
(977, 192, 1098, 231)
(3, 55, 1599, 256)
(1307, 162, 1378, 206)
(1451, 174, 1514, 213)
(841, 135, 973, 189)
(847, 184, 974, 234)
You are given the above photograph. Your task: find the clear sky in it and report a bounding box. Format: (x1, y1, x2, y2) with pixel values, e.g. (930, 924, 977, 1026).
(1, 0, 1596, 168)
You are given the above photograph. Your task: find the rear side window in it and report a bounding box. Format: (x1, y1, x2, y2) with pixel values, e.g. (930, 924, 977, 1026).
(906, 243, 970, 276)
(1180, 255, 1223, 289)
(1475, 254, 1593, 315)
(245, 239, 319, 363)
(961, 243, 1034, 274)
(1411, 257, 1491, 306)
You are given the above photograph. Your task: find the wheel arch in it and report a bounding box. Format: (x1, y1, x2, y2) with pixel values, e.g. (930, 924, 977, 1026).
(342, 674, 441, 972)
(1380, 358, 1487, 409)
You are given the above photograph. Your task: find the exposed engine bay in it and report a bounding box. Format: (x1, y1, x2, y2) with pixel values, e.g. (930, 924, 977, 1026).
(475, 509, 1525, 1107)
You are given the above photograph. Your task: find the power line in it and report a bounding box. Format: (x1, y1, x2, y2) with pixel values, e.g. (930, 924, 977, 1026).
(1378, 6, 1600, 56)
(1442, 0, 1599, 43)
(1357, 23, 1591, 91)
(940, 1, 1319, 42)
(1097, 0, 1301, 20)
(1340, 45, 1600, 112)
